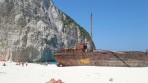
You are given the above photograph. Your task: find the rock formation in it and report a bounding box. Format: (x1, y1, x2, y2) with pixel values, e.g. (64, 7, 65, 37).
(0, 0, 92, 62)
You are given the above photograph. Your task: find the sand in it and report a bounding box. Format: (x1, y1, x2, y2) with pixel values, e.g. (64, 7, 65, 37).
(0, 61, 148, 83)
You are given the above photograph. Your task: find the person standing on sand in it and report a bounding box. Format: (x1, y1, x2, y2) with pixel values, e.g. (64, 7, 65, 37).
(26, 62, 28, 66)
(22, 62, 24, 67)
(3, 63, 6, 66)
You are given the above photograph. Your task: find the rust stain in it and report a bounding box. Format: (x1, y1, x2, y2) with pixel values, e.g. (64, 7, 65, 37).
(80, 58, 90, 64)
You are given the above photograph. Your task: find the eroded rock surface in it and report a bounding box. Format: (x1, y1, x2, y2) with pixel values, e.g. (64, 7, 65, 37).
(0, 0, 91, 62)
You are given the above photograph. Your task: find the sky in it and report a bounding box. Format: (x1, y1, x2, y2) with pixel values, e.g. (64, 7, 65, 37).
(53, 0, 148, 51)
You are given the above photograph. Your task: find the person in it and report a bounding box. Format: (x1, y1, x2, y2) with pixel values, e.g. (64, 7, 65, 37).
(45, 62, 48, 66)
(3, 63, 6, 66)
(49, 78, 63, 83)
(56, 79, 62, 83)
(49, 78, 56, 83)
(22, 62, 24, 67)
(26, 62, 28, 66)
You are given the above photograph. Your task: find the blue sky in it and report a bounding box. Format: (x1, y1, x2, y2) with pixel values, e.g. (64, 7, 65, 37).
(53, 0, 148, 51)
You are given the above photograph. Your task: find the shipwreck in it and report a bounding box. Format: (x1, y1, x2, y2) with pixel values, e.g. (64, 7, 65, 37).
(55, 14, 148, 67)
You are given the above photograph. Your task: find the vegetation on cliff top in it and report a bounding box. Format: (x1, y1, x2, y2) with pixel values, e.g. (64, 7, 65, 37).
(63, 14, 91, 41)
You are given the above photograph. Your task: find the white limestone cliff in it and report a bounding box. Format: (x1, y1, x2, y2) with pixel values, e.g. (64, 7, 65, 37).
(0, 0, 92, 62)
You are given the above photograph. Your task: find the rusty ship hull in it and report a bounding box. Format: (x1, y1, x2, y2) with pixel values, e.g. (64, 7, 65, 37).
(55, 50, 148, 67)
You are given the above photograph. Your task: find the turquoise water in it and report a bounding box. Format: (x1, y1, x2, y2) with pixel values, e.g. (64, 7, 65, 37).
(49, 61, 57, 64)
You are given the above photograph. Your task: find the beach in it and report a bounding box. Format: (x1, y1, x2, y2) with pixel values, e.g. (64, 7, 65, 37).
(0, 61, 148, 83)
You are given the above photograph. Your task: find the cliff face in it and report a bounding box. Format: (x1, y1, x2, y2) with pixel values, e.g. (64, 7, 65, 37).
(0, 0, 91, 62)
